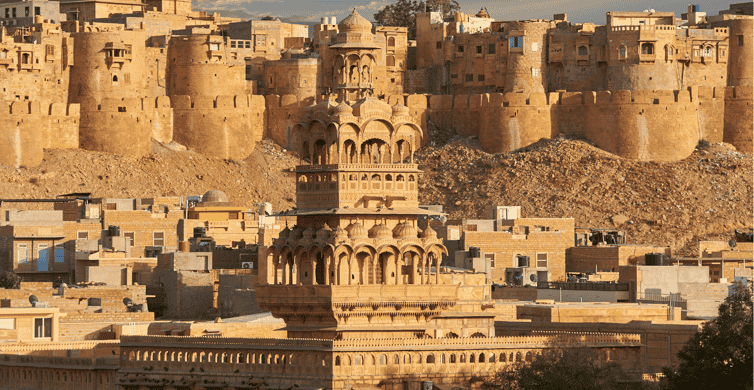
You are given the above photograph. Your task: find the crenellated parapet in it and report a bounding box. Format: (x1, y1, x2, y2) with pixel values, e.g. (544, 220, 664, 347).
(0, 100, 79, 168)
(379, 86, 749, 161)
(5, 87, 750, 168)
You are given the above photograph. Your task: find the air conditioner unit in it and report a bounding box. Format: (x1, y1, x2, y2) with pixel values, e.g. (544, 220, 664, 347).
(241, 262, 254, 269)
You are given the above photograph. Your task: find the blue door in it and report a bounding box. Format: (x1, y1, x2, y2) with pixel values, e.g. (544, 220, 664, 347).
(38, 246, 49, 272)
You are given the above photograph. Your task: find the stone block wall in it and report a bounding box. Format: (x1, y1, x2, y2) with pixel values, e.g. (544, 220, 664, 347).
(0, 100, 79, 168)
(3, 86, 749, 168)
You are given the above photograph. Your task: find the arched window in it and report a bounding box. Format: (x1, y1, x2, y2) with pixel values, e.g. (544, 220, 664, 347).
(641, 42, 654, 55)
(387, 56, 396, 67)
(335, 356, 341, 366)
(470, 354, 476, 363)
(619, 46, 627, 59)
(393, 354, 400, 364)
(460, 354, 466, 363)
(388, 37, 395, 47)
(489, 354, 496, 363)
(479, 353, 485, 363)
(516, 352, 522, 362)
(426, 354, 435, 364)
(354, 355, 363, 366)
(703, 46, 713, 57)
(396, 175, 405, 181)
(577, 45, 588, 56)
(525, 352, 532, 362)
(450, 354, 456, 363)
(379, 354, 387, 365)
(440, 354, 446, 364)
(21, 53, 29, 64)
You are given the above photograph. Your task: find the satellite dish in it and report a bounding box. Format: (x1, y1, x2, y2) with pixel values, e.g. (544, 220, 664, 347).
(729, 239, 737, 249)
(29, 295, 38, 306)
(530, 274, 538, 283)
(123, 297, 133, 307)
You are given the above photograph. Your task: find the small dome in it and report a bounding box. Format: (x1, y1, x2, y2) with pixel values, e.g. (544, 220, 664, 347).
(352, 96, 392, 116)
(421, 225, 438, 239)
(369, 223, 393, 239)
(202, 190, 228, 203)
(393, 222, 418, 239)
(288, 226, 303, 240)
(335, 226, 348, 239)
(313, 98, 337, 115)
(333, 100, 353, 116)
(391, 102, 410, 117)
(338, 9, 372, 33)
(279, 226, 291, 238)
(346, 222, 368, 239)
(302, 226, 316, 239)
(476, 8, 490, 18)
(316, 224, 332, 240)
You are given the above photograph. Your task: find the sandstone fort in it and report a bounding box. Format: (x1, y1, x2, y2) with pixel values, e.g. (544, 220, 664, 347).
(0, 1, 751, 390)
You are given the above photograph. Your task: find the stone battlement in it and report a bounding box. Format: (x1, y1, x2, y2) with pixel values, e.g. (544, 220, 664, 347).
(0, 101, 80, 116)
(2, 86, 750, 168)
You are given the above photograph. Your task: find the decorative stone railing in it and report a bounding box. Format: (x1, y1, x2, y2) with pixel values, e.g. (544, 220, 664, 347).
(119, 332, 641, 351)
(0, 340, 119, 354)
(0, 354, 119, 368)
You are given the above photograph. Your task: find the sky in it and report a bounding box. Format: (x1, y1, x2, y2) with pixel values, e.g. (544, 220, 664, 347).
(193, 0, 741, 27)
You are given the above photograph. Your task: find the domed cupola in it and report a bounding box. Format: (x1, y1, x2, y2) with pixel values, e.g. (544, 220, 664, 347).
(316, 224, 332, 241)
(279, 225, 291, 239)
(369, 223, 393, 239)
(332, 100, 354, 117)
(393, 222, 418, 239)
(352, 96, 392, 116)
(346, 222, 368, 239)
(288, 226, 303, 240)
(302, 226, 316, 239)
(421, 225, 438, 239)
(391, 102, 410, 117)
(334, 226, 349, 239)
(338, 9, 373, 34)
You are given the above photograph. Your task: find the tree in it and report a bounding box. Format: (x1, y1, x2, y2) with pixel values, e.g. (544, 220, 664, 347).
(373, 0, 459, 40)
(483, 347, 628, 390)
(0, 271, 21, 289)
(662, 281, 753, 390)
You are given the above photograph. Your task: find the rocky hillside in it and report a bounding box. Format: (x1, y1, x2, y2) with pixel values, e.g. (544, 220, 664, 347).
(0, 135, 750, 256)
(417, 136, 752, 256)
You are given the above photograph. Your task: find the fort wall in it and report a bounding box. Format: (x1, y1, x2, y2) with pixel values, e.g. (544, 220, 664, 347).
(79, 97, 172, 157)
(0, 101, 79, 168)
(1, 87, 749, 167)
(172, 94, 265, 160)
(723, 85, 753, 153)
(390, 86, 750, 161)
(167, 34, 250, 99)
(68, 30, 148, 104)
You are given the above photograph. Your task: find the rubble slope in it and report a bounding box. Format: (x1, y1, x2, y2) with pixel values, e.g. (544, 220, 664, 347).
(417, 136, 753, 256)
(0, 136, 750, 256)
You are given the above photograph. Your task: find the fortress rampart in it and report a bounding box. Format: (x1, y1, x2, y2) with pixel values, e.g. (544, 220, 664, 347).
(0, 101, 79, 168)
(1, 86, 750, 167)
(79, 96, 173, 157)
(383, 85, 751, 161)
(172, 94, 266, 159)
